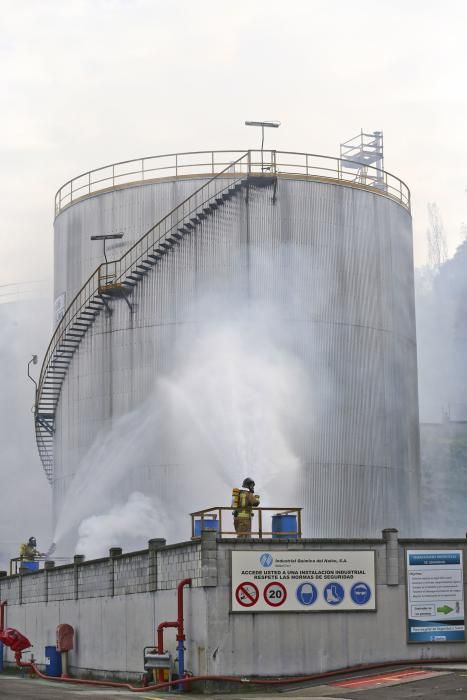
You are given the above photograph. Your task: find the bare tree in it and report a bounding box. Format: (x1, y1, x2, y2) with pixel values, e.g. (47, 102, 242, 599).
(426, 202, 448, 270)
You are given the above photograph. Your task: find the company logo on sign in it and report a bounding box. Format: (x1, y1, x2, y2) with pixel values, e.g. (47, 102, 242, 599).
(260, 553, 273, 567)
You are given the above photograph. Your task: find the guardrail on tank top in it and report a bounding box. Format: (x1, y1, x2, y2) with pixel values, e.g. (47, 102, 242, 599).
(54, 149, 410, 216)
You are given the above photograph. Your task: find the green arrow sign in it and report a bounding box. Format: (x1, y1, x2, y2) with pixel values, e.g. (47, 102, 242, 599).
(437, 605, 454, 614)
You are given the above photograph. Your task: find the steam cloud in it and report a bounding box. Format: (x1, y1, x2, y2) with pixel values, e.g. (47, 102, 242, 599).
(53, 298, 308, 558)
(76, 493, 163, 560)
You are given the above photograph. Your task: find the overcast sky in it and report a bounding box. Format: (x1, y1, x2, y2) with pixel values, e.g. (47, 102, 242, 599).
(1, 0, 467, 286)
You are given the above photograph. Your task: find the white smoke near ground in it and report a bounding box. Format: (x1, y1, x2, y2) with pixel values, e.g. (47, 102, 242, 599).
(53, 298, 308, 558)
(76, 493, 163, 560)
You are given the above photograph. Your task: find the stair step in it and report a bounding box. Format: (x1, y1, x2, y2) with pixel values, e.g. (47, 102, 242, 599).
(165, 236, 179, 244)
(171, 232, 182, 240)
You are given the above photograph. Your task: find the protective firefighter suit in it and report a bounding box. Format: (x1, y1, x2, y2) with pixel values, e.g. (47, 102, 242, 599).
(19, 537, 40, 561)
(232, 478, 260, 537)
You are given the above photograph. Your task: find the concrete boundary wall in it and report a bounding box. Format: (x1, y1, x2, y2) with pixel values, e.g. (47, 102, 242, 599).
(0, 531, 466, 680)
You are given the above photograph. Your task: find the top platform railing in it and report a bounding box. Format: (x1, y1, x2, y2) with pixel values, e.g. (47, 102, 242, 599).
(54, 149, 410, 216)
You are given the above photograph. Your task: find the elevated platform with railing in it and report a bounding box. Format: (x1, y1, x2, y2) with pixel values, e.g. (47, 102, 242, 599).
(54, 148, 410, 217)
(9, 557, 72, 576)
(190, 506, 302, 540)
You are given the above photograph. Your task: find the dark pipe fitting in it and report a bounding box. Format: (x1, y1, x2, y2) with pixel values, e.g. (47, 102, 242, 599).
(0, 600, 7, 631)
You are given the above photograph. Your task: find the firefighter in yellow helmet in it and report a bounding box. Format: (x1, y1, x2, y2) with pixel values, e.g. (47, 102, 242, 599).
(19, 537, 42, 561)
(232, 478, 260, 537)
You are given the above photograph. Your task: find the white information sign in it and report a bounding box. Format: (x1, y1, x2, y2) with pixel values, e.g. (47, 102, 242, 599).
(406, 550, 465, 642)
(231, 550, 376, 613)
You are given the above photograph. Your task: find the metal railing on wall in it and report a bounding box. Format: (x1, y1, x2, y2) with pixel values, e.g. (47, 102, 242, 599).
(55, 149, 410, 216)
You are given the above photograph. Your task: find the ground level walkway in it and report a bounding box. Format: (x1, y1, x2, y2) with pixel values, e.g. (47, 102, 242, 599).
(1, 664, 467, 699)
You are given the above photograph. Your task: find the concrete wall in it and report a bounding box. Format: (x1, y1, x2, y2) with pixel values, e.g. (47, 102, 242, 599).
(1, 531, 466, 679)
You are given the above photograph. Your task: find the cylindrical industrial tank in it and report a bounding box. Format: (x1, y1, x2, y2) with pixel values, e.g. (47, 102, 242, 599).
(47, 150, 419, 540)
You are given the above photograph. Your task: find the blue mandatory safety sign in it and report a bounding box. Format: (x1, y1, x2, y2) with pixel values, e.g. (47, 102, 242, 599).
(350, 581, 372, 605)
(260, 553, 273, 567)
(323, 582, 345, 605)
(296, 582, 318, 606)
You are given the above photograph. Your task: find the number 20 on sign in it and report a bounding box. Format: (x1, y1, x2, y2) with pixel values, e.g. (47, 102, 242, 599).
(264, 581, 287, 607)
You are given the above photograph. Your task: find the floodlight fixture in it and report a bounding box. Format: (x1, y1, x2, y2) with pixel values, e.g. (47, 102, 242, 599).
(245, 120, 281, 169)
(90, 233, 124, 241)
(90, 232, 124, 264)
(244, 120, 281, 128)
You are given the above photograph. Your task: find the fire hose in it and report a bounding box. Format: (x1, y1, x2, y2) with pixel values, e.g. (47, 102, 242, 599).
(11, 654, 467, 692)
(2, 594, 466, 692)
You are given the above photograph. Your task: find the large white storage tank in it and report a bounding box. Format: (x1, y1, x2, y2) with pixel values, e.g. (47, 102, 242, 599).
(36, 148, 420, 542)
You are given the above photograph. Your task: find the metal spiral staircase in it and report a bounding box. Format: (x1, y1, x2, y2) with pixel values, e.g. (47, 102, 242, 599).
(35, 152, 276, 482)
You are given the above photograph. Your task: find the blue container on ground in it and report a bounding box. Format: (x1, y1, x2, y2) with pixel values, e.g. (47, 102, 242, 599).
(194, 517, 219, 537)
(272, 514, 298, 540)
(21, 561, 39, 572)
(45, 646, 62, 677)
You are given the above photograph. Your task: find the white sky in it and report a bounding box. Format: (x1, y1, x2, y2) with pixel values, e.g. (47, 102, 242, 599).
(1, 0, 467, 285)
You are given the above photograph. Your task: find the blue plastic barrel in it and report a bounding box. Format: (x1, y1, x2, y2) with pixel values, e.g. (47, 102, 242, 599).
(21, 561, 39, 572)
(45, 646, 62, 676)
(272, 514, 298, 540)
(194, 517, 219, 537)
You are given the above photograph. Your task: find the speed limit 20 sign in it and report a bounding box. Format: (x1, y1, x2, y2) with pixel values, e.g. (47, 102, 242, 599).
(264, 582, 287, 607)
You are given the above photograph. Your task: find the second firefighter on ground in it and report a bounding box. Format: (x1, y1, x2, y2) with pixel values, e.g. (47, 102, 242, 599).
(232, 478, 260, 536)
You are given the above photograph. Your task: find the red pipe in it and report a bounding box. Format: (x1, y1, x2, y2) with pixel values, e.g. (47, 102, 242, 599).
(156, 577, 191, 651)
(13, 654, 467, 693)
(176, 577, 191, 641)
(0, 601, 6, 631)
(156, 621, 177, 654)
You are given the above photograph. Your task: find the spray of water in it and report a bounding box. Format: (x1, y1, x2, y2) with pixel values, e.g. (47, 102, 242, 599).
(53, 299, 308, 558)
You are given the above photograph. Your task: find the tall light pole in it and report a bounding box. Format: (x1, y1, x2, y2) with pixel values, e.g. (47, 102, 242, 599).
(90, 232, 124, 264)
(245, 120, 281, 170)
(27, 354, 38, 407)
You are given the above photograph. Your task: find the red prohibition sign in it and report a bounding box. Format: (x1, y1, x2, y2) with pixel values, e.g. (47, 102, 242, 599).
(236, 581, 259, 608)
(264, 581, 287, 607)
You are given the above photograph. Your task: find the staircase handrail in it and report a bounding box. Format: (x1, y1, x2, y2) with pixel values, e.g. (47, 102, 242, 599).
(36, 152, 251, 418)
